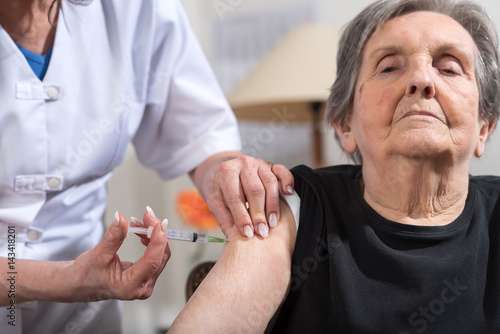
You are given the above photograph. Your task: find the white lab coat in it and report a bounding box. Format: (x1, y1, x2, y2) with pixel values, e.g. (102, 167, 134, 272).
(0, 0, 241, 332)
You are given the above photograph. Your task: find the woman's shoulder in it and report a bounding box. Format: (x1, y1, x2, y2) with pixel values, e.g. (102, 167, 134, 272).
(290, 164, 361, 200)
(470, 174, 500, 188)
(470, 174, 500, 201)
(291, 164, 362, 182)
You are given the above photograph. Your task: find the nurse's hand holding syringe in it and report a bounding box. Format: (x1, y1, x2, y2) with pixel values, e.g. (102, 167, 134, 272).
(9, 208, 172, 308)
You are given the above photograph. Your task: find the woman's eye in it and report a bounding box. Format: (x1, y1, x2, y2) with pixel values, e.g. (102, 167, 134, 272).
(440, 66, 461, 76)
(377, 56, 402, 75)
(436, 55, 463, 75)
(381, 67, 397, 73)
(375, 54, 405, 76)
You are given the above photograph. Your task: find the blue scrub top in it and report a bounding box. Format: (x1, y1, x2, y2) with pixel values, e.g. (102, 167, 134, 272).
(16, 44, 53, 80)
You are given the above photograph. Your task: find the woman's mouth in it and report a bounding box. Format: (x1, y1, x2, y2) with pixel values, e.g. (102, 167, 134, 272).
(403, 110, 439, 119)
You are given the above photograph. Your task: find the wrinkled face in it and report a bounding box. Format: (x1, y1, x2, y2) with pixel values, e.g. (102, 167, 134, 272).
(337, 11, 492, 165)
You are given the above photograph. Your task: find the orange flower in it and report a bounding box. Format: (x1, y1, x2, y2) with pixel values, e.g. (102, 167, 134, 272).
(176, 190, 219, 230)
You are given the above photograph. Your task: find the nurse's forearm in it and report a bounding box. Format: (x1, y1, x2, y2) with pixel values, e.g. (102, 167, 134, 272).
(0, 257, 74, 306)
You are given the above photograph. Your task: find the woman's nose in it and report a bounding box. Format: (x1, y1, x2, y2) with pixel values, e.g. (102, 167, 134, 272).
(405, 64, 435, 98)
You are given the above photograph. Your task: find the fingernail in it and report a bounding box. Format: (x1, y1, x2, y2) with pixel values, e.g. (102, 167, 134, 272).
(258, 223, 268, 238)
(130, 217, 144, 226)
(161, 219, 169, 232)
(113, 211, 120, 227)
(244, 225, 254, 238)
(269, 213, 277, 228)
(287, 185, 293, 194)
(146, 206, 156, 218)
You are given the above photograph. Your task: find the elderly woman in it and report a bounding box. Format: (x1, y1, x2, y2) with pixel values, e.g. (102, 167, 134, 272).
(169, 0, 500, 333)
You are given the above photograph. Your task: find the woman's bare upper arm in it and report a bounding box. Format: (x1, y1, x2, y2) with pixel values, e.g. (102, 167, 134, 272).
(169, 198, 297, 333)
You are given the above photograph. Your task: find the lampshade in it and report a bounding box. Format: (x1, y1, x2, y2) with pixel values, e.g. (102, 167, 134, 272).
(228, 24, 338, 167)
(228, 24, 338, 122)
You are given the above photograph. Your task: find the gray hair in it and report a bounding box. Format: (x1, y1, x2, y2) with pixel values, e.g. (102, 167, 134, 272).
(326, 0, 500, 163)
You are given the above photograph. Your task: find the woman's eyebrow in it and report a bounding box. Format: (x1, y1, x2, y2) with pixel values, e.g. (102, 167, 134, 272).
(371, 43, 472, 56)
(368, 45, 405, 59)
(432, 42, 474, 58)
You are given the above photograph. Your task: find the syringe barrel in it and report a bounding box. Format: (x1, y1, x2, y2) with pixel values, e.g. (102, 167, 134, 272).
(167, 229, 195, 242)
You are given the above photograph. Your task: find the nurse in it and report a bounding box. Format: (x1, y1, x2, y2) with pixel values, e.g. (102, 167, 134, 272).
(0, 0, 293, 333)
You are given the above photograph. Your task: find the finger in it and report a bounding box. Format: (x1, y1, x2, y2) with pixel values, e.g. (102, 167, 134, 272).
(129, 216, 151, 247)
(160, 219, 171, 256)
(130, 216, 150, 246)
(205, 189, 236, 238)
(157, 236, 171, 276)
(128, 223, 169, 288)
(137, 207, 162, 246)
(222, 183, 254, 238)
(94, 211, 127, 261)
(157, 220, 171, 276)
(240, 164, 268, 237)
(119, 225, 168, 300)
(143, 222, 170, 277)
(273, 164, 295, 194)
(214, 162, 254, 238)
(220, 185, 254, 238)
(130, 216, 143, 227)
(258, 163, 280, 229)
(143, 206, 159, 226)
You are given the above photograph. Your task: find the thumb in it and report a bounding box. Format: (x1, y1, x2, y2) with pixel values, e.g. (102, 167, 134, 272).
(95, 211, 127, 259)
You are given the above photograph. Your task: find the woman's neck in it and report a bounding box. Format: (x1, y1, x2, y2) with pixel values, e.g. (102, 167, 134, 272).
(361, 155, 470, 226)
(0, 0, 59, 54)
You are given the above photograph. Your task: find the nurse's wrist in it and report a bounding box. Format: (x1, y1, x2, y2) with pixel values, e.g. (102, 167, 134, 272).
(63, 258, 110, 302)
(14, 259, 74, 304)
(55, 259, 89, 302)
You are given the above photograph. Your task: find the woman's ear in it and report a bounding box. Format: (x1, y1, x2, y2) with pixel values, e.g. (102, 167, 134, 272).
(474, 119, 496, 158)
(332, 113, 357, 154)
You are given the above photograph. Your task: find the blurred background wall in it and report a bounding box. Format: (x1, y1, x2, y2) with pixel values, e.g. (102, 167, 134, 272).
(105, 1, 500, 332)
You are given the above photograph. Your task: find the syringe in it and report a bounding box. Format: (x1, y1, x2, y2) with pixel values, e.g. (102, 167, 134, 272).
(128, 225, 226, 244)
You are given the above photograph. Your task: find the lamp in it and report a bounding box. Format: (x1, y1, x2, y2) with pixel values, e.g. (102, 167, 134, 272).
(228, 24, 338, 167)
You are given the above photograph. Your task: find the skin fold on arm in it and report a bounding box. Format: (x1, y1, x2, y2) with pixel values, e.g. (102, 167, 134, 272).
(169, 199, 297, 333)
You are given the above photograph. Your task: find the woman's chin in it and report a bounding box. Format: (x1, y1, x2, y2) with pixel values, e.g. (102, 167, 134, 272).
(392, 133, 450, 159)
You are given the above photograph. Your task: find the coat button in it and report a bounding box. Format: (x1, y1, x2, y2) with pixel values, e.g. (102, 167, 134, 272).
(27, 229, 41, 241)
(47, 86, 59, 99)
(48, 177, 61, 189)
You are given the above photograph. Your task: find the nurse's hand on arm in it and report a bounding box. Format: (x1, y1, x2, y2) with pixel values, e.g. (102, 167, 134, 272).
(190, 151, 294, 239)
(0, 211, 170, 306)
(169, 199, 297, 333)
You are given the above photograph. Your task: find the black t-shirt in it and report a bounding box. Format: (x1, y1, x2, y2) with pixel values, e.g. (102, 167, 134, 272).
(271, 164, 500, 334)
